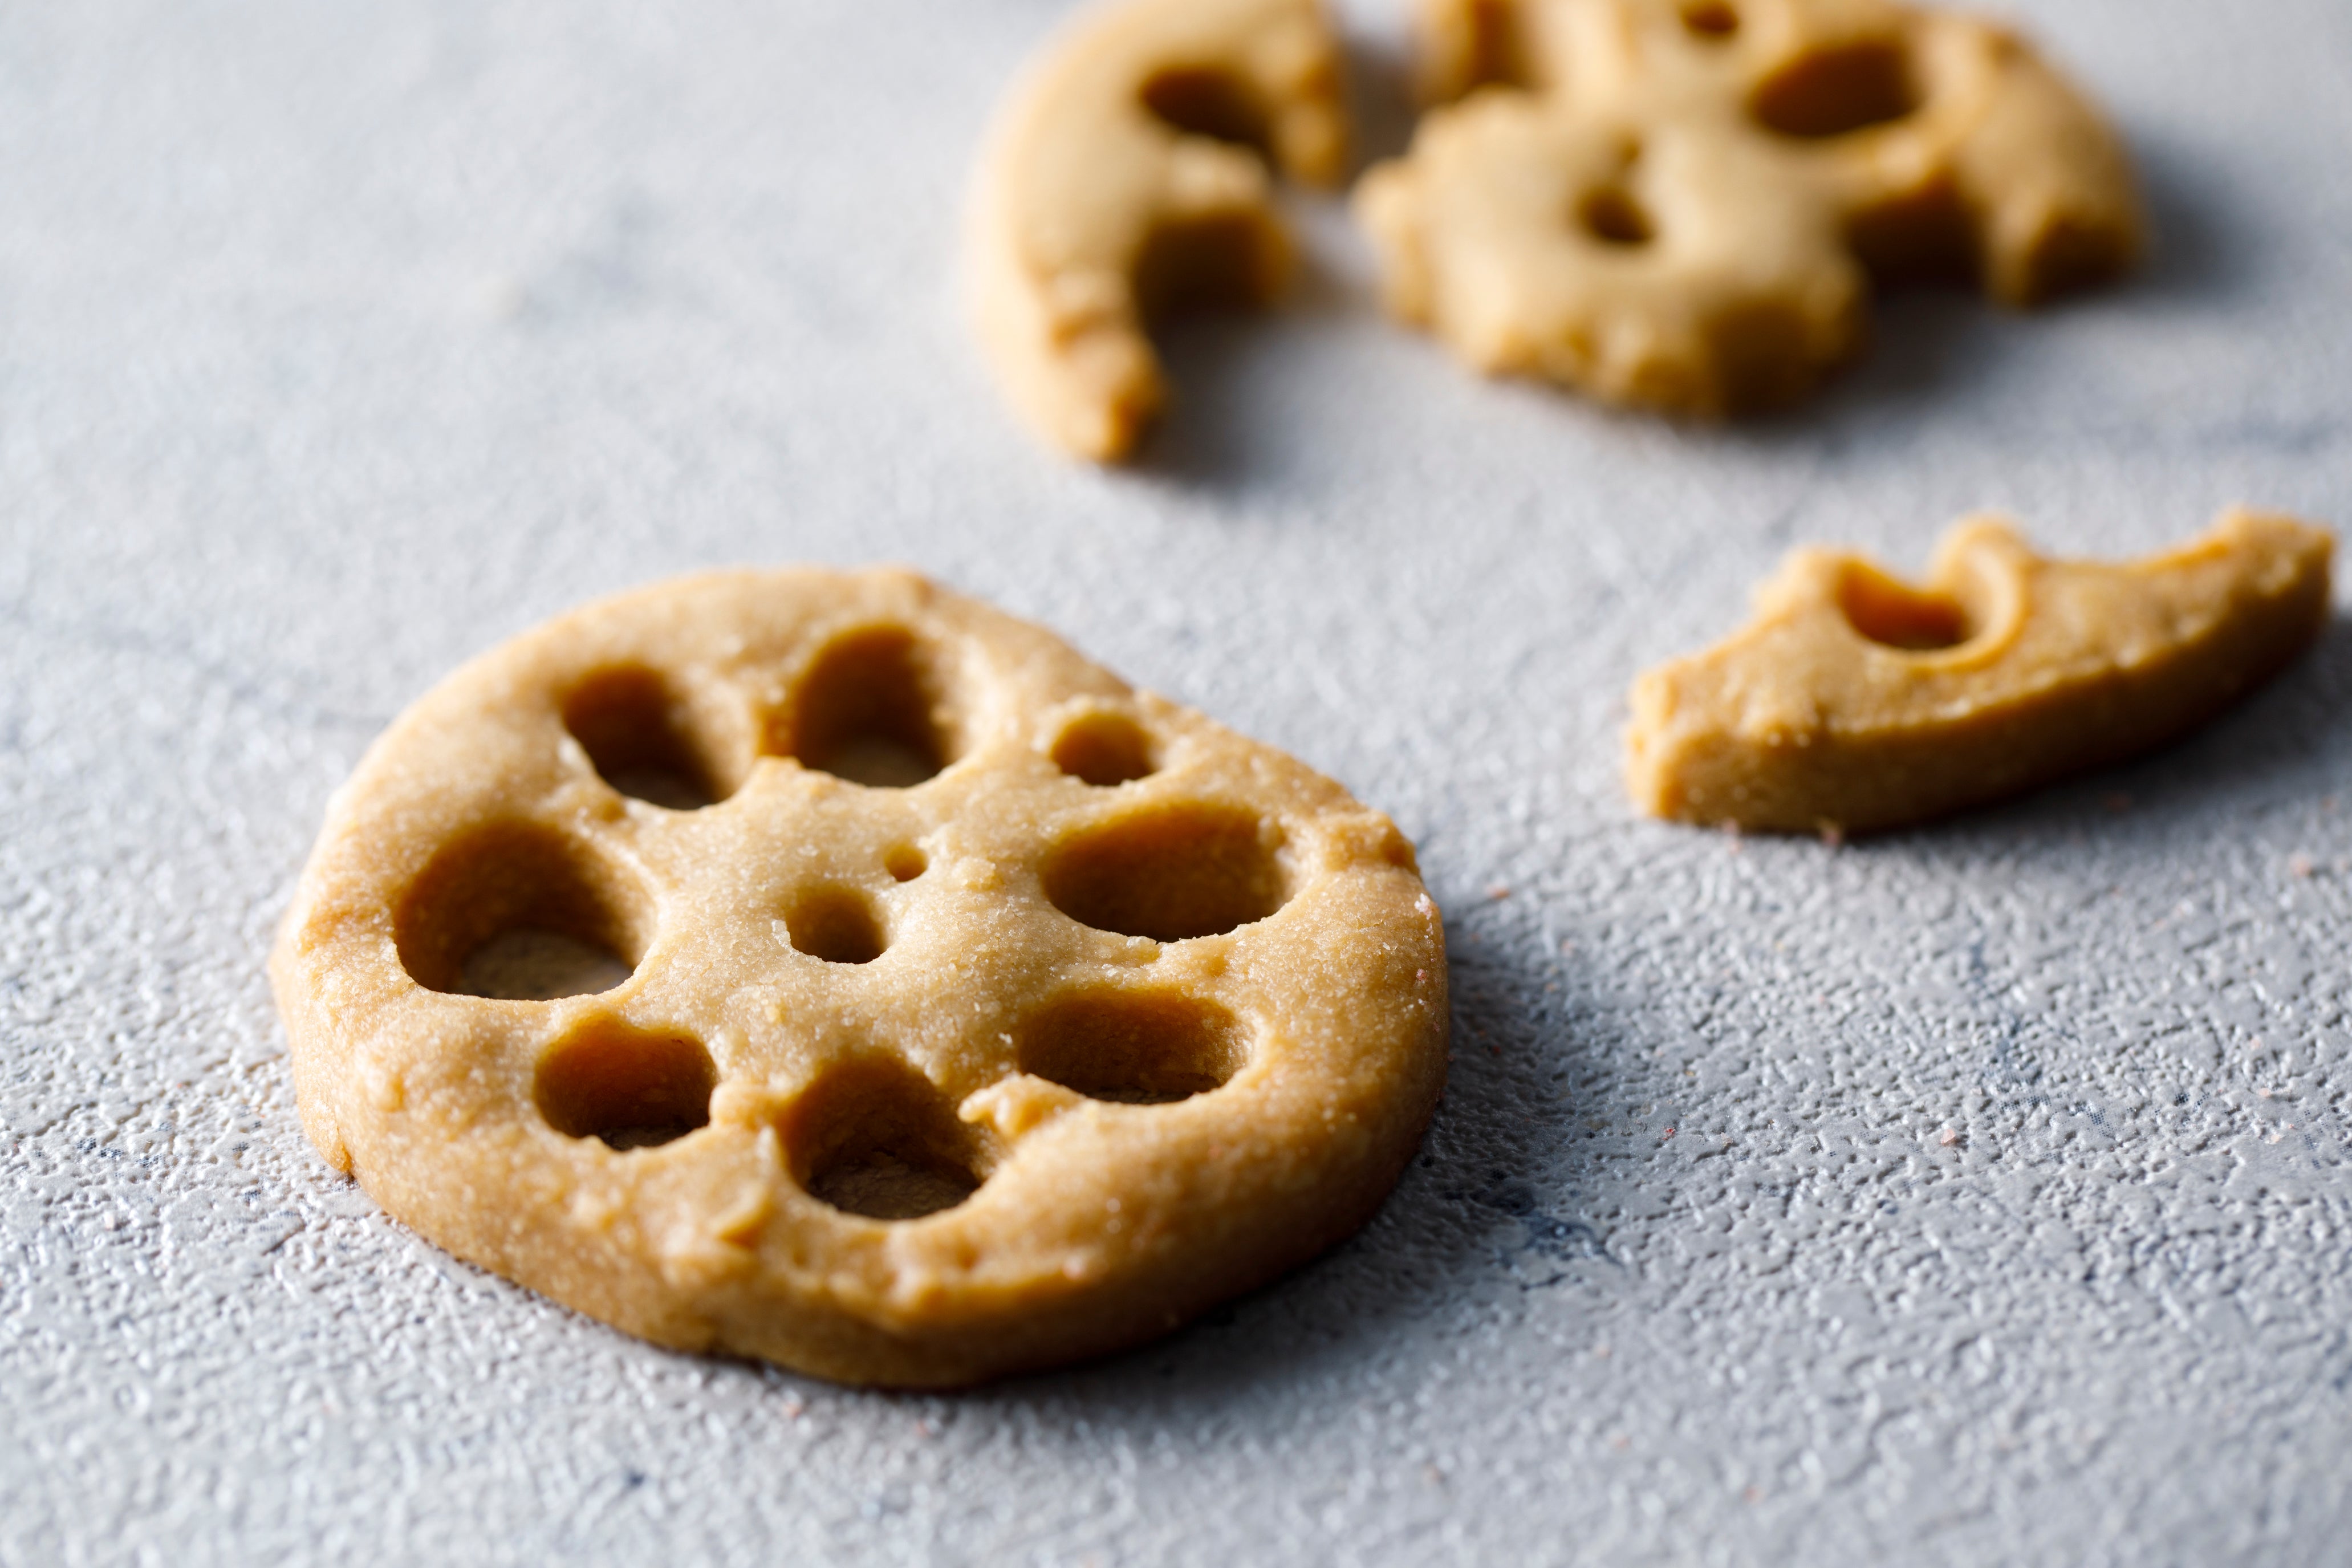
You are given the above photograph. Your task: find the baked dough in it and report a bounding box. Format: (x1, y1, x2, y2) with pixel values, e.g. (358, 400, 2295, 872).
(1626, 509, 2334, 832)
(969, 0, 1347, 460)
(272, 569, 1447, 1387)
(1358, 0, 2141, 415)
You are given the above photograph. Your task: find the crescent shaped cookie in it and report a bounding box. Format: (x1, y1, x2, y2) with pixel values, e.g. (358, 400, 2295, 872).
(969, 0, 1347, 461)
(272, 569, 1448, 1387)
(1358, 0, 2140, 415)
(1625, 509, 2335, 832)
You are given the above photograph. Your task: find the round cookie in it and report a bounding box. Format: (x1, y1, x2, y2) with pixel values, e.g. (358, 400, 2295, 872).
(271, 568, 1449, 1388)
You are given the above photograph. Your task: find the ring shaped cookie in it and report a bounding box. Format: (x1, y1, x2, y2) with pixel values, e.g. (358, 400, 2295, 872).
(969, 0, 1347, 461)
(1626, 510, 2335, 833)
(1358, 0, 2141, 415)
(272, 570, 1448, 1388)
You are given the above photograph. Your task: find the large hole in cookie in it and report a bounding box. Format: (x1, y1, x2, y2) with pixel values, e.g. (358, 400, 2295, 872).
(1578, 187, 1654, 247)
(1139, 67, 1271, 156)
(1448, 0, 1535, 89)
(559, 663, 724, 809)
(1051, 711, 1159, 787)
(1044, 803, 1288, 942)
(395, 822, 649, 999)
(1845, 185, 1977, 287)
(562, 665, 729, 810)
(1134, 212, 1282, 320)
(1018, 991, 1248, 1104)
(1680, 1, 1739, 38)
(1837, 563, 1973, 652)
(1750, 42, 1918, 140)
(457, 931, 635, 1002)
(777, 886, 886, 966)
(782, 626, 957, 788)
(785, 1061, 988, 1221)
(535, 1022, 716, 1150)
(1709, 299, 1827, 413)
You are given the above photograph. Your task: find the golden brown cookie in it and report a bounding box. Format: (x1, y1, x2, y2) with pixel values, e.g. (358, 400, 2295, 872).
(1625, 509, 2335, 832)
(1357, 0, 2141, 415)
(969, 0, 1347, 461)
(272, 569, 1448, 1387)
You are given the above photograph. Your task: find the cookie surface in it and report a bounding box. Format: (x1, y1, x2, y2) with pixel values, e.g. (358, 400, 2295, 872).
(1625, 509, 2335, 832)
(271, 569, 1448, 1387)
(1357, 0, 2141, 415)
(968, 0, 1347, 461)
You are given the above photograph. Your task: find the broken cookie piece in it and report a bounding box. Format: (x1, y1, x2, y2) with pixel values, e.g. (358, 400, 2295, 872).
(1626, 509, 2334, 832)
(1358, 0, 2141, 415)
(969, 0, 1347, 460)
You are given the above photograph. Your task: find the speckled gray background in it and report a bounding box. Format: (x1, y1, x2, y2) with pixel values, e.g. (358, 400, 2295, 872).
(5, 0, 2350, 1562)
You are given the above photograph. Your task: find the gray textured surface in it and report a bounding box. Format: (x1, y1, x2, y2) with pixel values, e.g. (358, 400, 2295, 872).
(5, 0, 2351, 1562)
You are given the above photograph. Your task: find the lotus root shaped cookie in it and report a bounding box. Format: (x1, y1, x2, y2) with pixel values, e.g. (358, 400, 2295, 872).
(1362, 0, 2142, 414)
(969, 0, 1347, 461)
(1625, 509, 2334, 833)
(1355, 96, 1867, 413)
(271, 568, 1448, 1387)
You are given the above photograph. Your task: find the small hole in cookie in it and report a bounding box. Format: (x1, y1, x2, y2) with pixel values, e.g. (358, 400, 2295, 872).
(1044, 803, 1288, 943)
(885, 843, 928, 882)
(1139, 67, 1270, 156)
(562, 665, 726, 810)
(395, 822, 650, 998)
(1837, 564, 1973, 651)
(786, 1061, 989, 1221)
(1750, 42, 1918, 139)
(1680, 1, 1738, 38)
(778, 887, 886, 966)
(1578, 187, 1654, 247)
(1018, 991, 1248, 1104)
(1051, 712, 1159, 787)
(783, 626, 957, 788)
(535, 1022, 716, 1150)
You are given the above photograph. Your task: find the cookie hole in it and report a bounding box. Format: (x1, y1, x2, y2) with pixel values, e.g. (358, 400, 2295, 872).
(1845, 185, 1978, 287)
(535, 1022, 715, 1151)
(1680, 1, 1739, 37)
(1139, 67, 1270, 156)
(1838, 564, 1973, 651)
(1018, 992, 1248, 1104)
(1134, 212, 1282, 320)
(785, 1061, 989, 1221)
(395, 822, 651, 998)
(1750, 42, 1918, 139)
(782, 626, 957, 788)
(458, 931, 635, 1002)
(562, 665, 726, 810)
(885, 843, 928, 882)
(1578, 187, 1654, 247)
(1043, 803, 1288, 942)
(1445, 0, 1535, 91)
(1051, 712, 1159, 787)
(777, 887, 885, 966)
(1709, 299, 1828, 412)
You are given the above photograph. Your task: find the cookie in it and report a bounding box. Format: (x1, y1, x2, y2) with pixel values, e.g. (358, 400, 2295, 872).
(1624, 509, 2334, 833)
(969, 0, 1347, 461)
(1356, 0, 2141, 415)
(271, 569, 1448, 1388)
